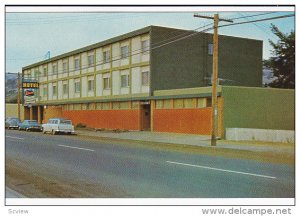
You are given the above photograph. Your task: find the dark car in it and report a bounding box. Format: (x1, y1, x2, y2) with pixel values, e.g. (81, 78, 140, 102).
(5, 118, 21, 130)
(18, 120, 42, 132)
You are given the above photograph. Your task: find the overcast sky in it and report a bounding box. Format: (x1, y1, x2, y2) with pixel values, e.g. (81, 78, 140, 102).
(5, 7, 295, 74)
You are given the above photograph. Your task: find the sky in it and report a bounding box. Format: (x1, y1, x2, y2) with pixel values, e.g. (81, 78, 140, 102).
(5, 6, 295, 74)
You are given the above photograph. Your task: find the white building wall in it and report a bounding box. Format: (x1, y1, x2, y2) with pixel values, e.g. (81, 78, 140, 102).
(81, 76, 87, 97)
(69, 79, 74, 99)
(69, 56, 74, 76)
(81, 52, 88, 74)
(39, 84, 43, 101)
(47, 62, 52, 81)
(112, 43, 120, 68)
(131, 67, 141, 94)
(58, 59, 63, 79)
(131, 36, 141, 64)
(96, 48, 103, 71)
(48, 82, 53, 100)
(58, 80, 63, 100)
(112, 70, 120, 95)
(96, 74, 103, 96)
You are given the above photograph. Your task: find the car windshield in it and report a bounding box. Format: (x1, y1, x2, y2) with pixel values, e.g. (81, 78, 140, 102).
(61, 120, 71, 125)
(28, 121, 37, 124)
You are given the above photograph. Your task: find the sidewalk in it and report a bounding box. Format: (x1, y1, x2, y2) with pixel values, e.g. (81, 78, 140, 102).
(76, 129, 294, 155)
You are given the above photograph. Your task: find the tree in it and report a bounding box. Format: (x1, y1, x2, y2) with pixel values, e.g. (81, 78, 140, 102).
(264, 24, 295, 89)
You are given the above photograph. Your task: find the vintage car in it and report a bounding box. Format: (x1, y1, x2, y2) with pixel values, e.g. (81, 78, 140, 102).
(18, 120, 42, 132)
(5, 117, 21, 130)
(42, 118, 76, 135)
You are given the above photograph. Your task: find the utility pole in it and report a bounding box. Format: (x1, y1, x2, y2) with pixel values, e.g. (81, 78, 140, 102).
(17, 72, 21, 120)
(194, 13, 233, 146)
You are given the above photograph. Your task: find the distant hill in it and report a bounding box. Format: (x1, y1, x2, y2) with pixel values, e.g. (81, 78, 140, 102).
(5, 73, 18, 103)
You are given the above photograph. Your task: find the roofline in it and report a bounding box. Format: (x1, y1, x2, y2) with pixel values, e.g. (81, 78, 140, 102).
(22, 25, 153, 70)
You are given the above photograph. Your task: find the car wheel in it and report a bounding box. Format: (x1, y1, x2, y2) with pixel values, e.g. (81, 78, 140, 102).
(42, 128, 46, 134)
(52, 130, 56, 135)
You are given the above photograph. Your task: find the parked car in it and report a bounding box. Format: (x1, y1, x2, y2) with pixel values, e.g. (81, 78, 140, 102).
(18, 120, 42, 132)
(5, 117, 20, 130)
(42, 118, 75, 135)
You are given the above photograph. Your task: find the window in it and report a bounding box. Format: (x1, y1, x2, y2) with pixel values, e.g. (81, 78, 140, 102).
(103, 77, 110, 89)
(121, 74, 129, 88)
(88, 79, 94, 92)
(34, 70, 38, 79)
(121, 45, 129, 59)
(141, 40, 150, 54)
(88, 55, 94, 67)
(75, 81, 80, 93)
(43, 87, 47, 97)
(141, 71, 149, 86)
(63, 83, 68, 95)
(63, 62, 67, 73)
(43, 67, 47, 77)
(103, 50, 110, 63)
(74, 59, 80, 70)
(52, 85, 57, 96)
(52, 64, 57, 75)
(208, 43, 213, 55)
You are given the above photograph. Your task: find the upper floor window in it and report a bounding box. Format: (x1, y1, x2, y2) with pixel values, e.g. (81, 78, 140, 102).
(103, 77, 110, 90)
(74, 59, 80, 70)
(43, 87, 47, 97)
(43, 67, 47, 77)
(75, 81, 81, 93)
(63, 62, 67, 73)
(52, 64, 57, 75)
(208, 43, 213, 55)
(88, 79, 94, 92)
(52, 85, 57, 96)
(141, 71, 149, 86)
(103, 50, 110, 63)
(121, 74, 129, 88)
(63, 83, 68, 95)
(121, 45, 129, 59)
(88, 55, 94, 67)
(141, 40, 150, 54)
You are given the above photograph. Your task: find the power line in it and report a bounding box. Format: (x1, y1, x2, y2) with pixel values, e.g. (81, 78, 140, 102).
(23, 14, 294, 78)
(24, 25, 215, 78)
(218, 14, 294, 29)
(231, 12, 278, 20)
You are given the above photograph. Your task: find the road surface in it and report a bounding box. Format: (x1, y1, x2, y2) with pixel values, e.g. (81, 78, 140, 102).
(5, 130, 294, 198)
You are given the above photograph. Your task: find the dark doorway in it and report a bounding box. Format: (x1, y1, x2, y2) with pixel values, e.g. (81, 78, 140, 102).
(141, 104, 151, 131)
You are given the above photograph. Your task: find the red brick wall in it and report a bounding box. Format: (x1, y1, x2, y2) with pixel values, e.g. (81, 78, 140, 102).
(62, 109, 141, 130)
(153, 108, 212, 135)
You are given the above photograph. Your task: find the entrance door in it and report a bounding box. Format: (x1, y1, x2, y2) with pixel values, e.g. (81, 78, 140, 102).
(141, 104, 150, 131)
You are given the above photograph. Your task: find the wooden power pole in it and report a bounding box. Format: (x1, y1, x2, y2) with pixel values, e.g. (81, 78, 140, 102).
(17, 72, 21, 120)
(194, 13, 233, 146)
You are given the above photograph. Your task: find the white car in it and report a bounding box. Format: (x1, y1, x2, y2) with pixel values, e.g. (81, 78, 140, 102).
(42, 118, 76, 135)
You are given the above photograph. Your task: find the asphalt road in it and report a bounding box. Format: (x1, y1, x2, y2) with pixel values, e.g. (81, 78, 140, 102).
(5, 130, 294, 198)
